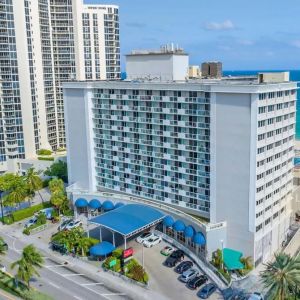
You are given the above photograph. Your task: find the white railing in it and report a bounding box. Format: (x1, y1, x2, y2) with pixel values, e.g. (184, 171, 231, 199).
(29, 223, 48, 235)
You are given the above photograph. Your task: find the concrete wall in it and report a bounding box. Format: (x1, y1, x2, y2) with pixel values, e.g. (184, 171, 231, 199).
(212, 92, 254, 257)
(126, 54, 188, 81)
(64, 88, 91, 190)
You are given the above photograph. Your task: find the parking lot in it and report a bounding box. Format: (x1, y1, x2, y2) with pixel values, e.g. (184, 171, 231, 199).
(126, 238, 223, 300)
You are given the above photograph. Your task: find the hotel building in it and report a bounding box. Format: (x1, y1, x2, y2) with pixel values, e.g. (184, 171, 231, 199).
(64, 67, 296, 265)
(0, 0, 120, 172)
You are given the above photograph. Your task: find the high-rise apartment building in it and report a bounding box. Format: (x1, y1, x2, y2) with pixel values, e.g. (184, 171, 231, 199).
(0, 0, 120, 172)
(63, 72, 296, 265)
(201, 62, 222, 78)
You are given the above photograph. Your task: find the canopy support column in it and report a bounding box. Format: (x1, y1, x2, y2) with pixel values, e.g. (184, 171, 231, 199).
(112, 231, 115, 247)
(124, 236, 127, 249)
(99, 226, 102, 242)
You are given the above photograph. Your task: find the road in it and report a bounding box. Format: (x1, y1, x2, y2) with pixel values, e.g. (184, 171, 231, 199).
(1, 234, 131, 300)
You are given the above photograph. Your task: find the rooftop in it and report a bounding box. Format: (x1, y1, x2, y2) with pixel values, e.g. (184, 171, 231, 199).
(126, 44, 187, 56)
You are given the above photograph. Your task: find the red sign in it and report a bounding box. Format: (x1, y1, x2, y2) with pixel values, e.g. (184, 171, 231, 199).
(122, 247, 134, 259)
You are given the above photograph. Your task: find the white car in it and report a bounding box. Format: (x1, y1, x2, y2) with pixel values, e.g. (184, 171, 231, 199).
(179, 268, 199, 283)
(143, 235, 162, 248)
(65, 220, 83, 230)
(136, 232, 152, 244)
(24, 217, 37, 228)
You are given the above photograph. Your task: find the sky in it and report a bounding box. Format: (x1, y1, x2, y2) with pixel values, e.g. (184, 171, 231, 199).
(84, 0, 300, 71)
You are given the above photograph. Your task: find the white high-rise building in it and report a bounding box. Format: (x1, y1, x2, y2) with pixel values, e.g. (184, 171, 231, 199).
(63, 71, 296, 266)
(0, 0, 120, 172)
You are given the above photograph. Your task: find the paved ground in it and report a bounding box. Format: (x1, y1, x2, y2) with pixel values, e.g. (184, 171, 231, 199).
(127, 238, 223, 300)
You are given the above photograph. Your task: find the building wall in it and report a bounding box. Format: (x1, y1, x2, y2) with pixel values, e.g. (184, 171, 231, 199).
(212, 92, 255, 257)
(126, 54, 188, 81)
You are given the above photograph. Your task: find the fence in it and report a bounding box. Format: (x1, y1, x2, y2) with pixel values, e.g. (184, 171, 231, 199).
(29, 223, 48, 235)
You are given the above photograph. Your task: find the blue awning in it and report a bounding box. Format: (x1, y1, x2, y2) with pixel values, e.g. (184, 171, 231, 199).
(75, 198, 88, 208)
(114, 202, 125, 209)
(172, 220, 185, 232)
(89, 204, 165, 236)
(193, 232, 206, 245)
(163, 215, 174, 227)
(88, 199, 101, 209)
(184, 225, 195, 238)
(89, 241, 115, 256)
(102, 200, 114, 211)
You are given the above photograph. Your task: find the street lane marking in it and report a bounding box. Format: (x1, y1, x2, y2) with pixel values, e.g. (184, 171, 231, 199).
(48, 281, 61, 289)
(45, 264, 67, 268)
(81, 282, 104, 286)
(73, 296, 84, 300)
(62, 273, 84, 277)
(102, 293, 126, 297)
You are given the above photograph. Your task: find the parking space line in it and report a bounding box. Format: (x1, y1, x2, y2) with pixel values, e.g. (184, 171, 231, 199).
(62, 273, 84, 277)
(45, 264, 66, 268)
(73, 296, 84, 300)
(48, 281, 61, 289)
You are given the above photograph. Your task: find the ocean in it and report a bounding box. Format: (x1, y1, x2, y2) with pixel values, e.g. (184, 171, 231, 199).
(223, 70, 300, 140)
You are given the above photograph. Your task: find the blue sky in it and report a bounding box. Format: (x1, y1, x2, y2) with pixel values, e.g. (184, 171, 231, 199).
(85, 0, 300, 70)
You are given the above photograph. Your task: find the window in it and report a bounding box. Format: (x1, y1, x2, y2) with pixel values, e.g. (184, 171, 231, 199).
(265, 217, 271, 225)
(256, 223, 263, 232)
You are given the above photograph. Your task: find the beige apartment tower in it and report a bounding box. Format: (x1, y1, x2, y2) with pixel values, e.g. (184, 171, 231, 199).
(201, 62, 222, 78)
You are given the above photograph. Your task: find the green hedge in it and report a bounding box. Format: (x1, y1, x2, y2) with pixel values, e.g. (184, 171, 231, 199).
(38, 156, 54, 161)
(37, 149, 52, 155)
(12, 202, 51, 222)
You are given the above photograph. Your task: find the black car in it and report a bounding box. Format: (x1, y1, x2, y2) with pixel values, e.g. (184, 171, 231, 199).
(187, 275, 208, 290)
(175, 261, 193, 273)
(164, 250, 185, 267)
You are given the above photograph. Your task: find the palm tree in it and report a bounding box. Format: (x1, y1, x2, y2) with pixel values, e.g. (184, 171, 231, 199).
(23, 168, 43, 204)
(50, 192, 65, 215)
(260, 252, 300, 300)
(3, 176, 27, 209)
(11, 244, 44, 288)
(49, 178, 64, 195)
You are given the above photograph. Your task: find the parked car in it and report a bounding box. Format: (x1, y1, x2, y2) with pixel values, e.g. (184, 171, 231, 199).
(58, 218, 73, 231)
(136, 232, 152, 244)
(24, 217, 37, 228)
(175, 261, 193, 273)
(248, 292, 264, 300)
(222, 288, 247, 300)
(37, 208, 54, 220)
(164, 250, 185, 267)
(65, 220, 83, 230)
(197, 283, 217, 299)
(143, 235, 162, 248)
(179, 268, 199, 283)
(187, 275, 208, 290)
(160, 246, 174, 256)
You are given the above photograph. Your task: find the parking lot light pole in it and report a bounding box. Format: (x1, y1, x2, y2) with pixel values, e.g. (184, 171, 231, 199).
(0, 190, 4, 224)
(142, 244, 144, 268)
(220, 239, 224, 270)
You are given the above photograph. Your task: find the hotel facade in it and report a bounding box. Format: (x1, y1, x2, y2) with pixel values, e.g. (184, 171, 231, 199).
(64, 73, 297, 266)
(0, 0, 120, 172)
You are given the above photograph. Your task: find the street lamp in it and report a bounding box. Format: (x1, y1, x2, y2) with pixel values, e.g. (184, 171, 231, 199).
(0, 190, 4, 224)
(220, 239, 224, 270)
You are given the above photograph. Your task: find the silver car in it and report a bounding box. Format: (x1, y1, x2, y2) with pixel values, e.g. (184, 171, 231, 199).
(179, 268, 199, 283)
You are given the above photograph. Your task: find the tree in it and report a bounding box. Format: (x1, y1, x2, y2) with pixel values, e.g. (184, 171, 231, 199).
(0, 173, 18, 192)
(240, 256, 253, 270)
(11, 244, 44, 288)
(260, 252, 300, 300)
(0, 236, 7, 257)
(3, 175, 28, 208)
(50, 192, 65, 215)
(44, 160, 68, 183)
(48, 178, 64, 195)
(23, 168, 43, 204)
(76, 237, 90, 257)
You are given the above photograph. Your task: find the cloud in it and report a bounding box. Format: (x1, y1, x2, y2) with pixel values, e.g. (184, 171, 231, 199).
(290, 40, 300, 48)
(125, 22, 147, 28)
(203, 20, 235, 31)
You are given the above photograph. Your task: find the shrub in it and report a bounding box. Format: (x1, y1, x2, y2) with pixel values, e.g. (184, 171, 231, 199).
(1, 216, 13, 225)
(23, 228, 30, 235)
(37, 149, 52, 156)
(129, 265, 146, 283)
(62, 208, 74, 217)
(12, 202, 51, 222)
(126, 258, 139, 273)
(112, 248, 123, 259)
(38, 157, 54, 161)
